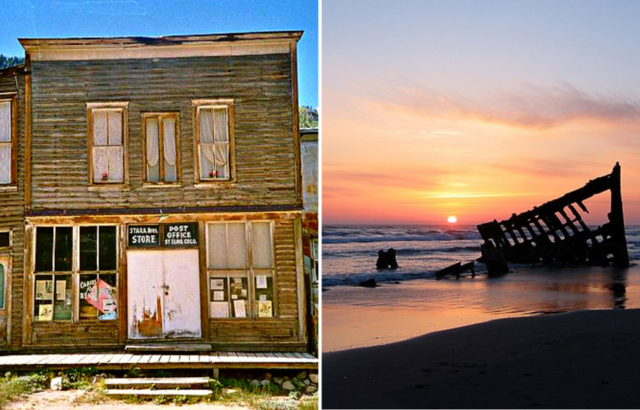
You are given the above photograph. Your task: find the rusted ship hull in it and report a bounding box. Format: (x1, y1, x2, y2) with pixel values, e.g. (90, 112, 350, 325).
(477, 163, 629, 275)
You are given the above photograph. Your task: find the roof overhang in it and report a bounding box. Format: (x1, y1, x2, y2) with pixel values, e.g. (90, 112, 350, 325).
(19, 31, 303, 62)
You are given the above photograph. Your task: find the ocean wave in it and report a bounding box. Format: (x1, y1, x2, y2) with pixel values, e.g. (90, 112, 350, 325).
(323, 232, 482, 244)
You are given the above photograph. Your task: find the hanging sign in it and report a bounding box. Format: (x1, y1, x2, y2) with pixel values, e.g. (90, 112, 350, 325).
(128, 225, 160, 247)
(163, 222, 198, 247)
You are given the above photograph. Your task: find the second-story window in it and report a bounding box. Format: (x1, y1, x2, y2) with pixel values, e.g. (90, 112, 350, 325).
(142, 113, 179, 183)
(88, 103, 128, 184)
(0, 97, 16, 185)
(194, 100, 234, 182)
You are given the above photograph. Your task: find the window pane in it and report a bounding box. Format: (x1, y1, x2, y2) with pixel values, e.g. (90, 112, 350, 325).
(200, 144, 215, 179)
(34, 277, 53, 321)
(79, 274, 98, 320)
(255, 276, 274, 318)
(35, 227, 53, 272)
(0, 264, 5, 309)
(54, 227, 73, 271)
(93, 110, 108, 146)
(0, 144, 11, 184)
(107, 110, 122, 145)
(227, 224, 247, 269)
(99, 226, 117, 271)
(0, 232, 10, 247)
(146, 118, 160, 182)
(93, 146, 109, 182)
(209, 277, 229, 318)
(163, 118, 177, 182)
(80, 226, 97, 271)
(0, 102, 10, 142)
(230, 277, 248, 318)
(107, 146, 124, 182)
(99, 273, 118, 320)
(53, 275, 72, 321)
(252, 222, 272, 268)
(207, 224, 227, 269)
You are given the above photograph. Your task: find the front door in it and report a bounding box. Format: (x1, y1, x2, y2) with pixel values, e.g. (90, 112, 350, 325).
(127, 249, 201, 339)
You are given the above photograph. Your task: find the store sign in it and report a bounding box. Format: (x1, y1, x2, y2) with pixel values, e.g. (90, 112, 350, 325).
(128, 225, 160, 247)
(163, 223, 198, 247)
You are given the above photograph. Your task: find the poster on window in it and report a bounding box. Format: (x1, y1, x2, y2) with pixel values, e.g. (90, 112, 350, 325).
(82, 278, 118, 318)
(55, 280, 66, 301)
(38, 304, 53, 321)
(258, 300, 273, 318)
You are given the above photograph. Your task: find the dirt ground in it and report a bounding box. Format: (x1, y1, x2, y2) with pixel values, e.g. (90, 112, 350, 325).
(5, 390, 253, 409)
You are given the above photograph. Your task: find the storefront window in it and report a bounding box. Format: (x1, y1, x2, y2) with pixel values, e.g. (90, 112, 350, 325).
(207, 222, 275, 319)
(34, 225, 119, 322)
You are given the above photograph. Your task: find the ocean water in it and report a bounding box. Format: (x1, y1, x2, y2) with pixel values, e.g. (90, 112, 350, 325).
(322, 224, 640, 287)
(322, 225, 640, 351)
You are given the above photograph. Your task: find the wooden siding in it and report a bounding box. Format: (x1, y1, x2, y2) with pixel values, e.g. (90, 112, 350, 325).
(30, 54, 300, 211)
(0, 71, 25, 350)
(31, 321, 119, 348)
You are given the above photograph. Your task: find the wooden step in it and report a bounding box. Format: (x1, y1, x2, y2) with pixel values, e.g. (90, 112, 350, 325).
(105, 389, 213, 397)
(105, 377, 210, 389)
(125, 343, 212, 353)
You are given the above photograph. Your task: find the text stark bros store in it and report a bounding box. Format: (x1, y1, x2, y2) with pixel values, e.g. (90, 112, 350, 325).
(0, 31, 314, 353)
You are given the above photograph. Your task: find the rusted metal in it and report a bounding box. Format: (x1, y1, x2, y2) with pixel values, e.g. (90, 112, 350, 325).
(478, 163, 629, 275)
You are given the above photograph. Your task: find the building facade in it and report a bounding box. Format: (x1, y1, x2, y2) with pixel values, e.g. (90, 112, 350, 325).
(0, 31, 309, 353)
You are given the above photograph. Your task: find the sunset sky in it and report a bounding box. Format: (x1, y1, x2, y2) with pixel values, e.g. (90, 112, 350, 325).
(323, 0, 640, 225)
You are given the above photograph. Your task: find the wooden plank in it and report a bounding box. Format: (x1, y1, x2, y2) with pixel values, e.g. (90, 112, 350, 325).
(149, 355, 162, 364)
(99, 353, 116, 364)
(160, 355, 170, 364)
(137, 355, 152, 364)
(105, 389, 212, 397)
(188, 355, 199, 363)
(105, 377, 209, 387)
(119, 354, 135, 364)
(169, 355, 182, 363)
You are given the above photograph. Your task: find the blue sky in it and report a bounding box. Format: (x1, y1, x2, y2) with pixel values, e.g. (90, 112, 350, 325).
(323, 0, 640, 224)
(0, 0, 318, 108)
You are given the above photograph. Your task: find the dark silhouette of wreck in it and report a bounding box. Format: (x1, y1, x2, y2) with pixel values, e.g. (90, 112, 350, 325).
(477, 163, 629, 275)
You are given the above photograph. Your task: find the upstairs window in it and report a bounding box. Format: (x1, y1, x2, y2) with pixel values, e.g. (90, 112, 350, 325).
(0, 97, 16, 185)
(194, 100, 233, 182)
(142, 113, 180, 183)
(88, 103, 128, 184)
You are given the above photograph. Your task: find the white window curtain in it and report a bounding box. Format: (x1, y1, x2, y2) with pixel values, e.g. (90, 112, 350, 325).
(92, 109, 124, 183)
(0, 102, 11, 184)
(199, 107, 229, 180)
(207, 223, 247, 269)
(145, 118, 160, 182)
(163, 118, 177, 182)
(212, 108, 229, 179)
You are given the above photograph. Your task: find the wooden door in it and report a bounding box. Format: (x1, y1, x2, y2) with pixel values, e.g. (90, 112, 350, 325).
(127, 250, 201, 339)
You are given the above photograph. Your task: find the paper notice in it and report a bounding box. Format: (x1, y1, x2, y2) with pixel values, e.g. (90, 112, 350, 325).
(258, 301, 272, 318)
(213, 291, 225, 301)
(55, 280, 66, 301)
(210, 278, 225, 290)
(256, 275, 268, 289)
(38, 304, 53, 321)
(211, 302, 229, 318)
(36, 280, 53, 300)
(260, 294, 267, 302)
(233, 300, 247, 318)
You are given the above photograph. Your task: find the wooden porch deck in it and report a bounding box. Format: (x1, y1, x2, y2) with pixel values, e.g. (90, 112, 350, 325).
(0, 352, 318, 371)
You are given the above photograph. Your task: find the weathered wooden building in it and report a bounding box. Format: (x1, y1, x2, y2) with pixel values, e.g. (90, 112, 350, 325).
(300, 128, 318, 354)
(0, 31, 311, 353)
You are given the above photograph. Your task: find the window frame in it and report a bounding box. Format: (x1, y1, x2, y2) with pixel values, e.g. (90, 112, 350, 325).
(87, 102, 129, 186)
(192, 99, 235, 185)
(141, 112, 181, 185)
(33, 224, 120, 323)
(0, 93, 18, 186)
(205, 221, 276, 319)
(0, 256, 10, 311)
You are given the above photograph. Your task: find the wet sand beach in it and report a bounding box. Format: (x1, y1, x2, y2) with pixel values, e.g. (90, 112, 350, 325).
(323, 308, 640, 409)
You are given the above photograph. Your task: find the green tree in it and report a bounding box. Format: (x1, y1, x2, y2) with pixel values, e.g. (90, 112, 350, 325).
(300, 106, 318, 128)
(0, 55, 24, 70)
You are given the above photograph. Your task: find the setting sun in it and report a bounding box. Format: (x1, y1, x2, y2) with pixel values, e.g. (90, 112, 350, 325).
(447, 216, 457, 223)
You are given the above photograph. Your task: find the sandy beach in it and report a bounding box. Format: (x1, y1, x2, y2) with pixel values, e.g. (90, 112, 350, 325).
(323, 308, 640, 409)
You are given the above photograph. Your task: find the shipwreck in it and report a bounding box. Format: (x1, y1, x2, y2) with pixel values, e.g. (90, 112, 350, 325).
(477, 163, 629, 275)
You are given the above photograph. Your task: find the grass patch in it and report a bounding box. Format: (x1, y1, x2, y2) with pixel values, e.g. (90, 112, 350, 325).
(0, 373, 48, 409)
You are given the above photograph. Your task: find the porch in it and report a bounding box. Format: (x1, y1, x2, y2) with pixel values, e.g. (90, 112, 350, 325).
(0, 351, 318, 371)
